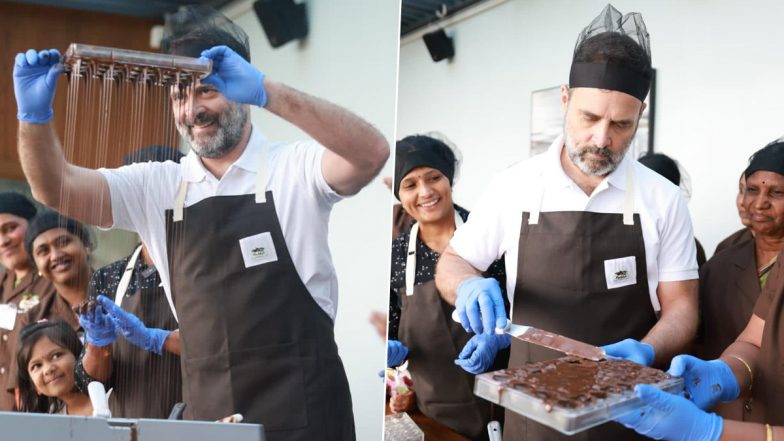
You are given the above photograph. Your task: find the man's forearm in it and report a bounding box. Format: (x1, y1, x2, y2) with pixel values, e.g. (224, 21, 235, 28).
(642, 281, 698, 367)
(263, 80, 389, 195)
(82, 344, 113, 383)
(435, 245, 482, 305)
(18, 122, 113, 227)
(18, 122, 67, 208)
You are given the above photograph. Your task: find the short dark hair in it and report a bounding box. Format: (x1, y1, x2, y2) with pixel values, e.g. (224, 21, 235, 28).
(16, 321, 83, 413)
(574, 32, 652, 77)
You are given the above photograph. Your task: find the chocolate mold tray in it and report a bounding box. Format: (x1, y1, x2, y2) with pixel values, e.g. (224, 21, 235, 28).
(473, 358, 684, 435)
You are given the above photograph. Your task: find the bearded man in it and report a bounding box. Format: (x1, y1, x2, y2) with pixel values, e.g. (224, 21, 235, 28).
(11, 6, 387, 441)
(435, 5, 699, 440)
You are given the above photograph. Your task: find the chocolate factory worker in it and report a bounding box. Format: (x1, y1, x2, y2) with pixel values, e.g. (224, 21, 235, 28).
(0, 193, 55, 411)
(74, 146, 184, 419)
(435, 5, 698, 441)
(11, 6, 388, 441)
(618, 250, 784, 441)
(698, 141, 784, 420)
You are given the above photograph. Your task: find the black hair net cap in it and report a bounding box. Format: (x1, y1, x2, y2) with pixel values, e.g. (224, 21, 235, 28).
(161, 5, 251, 62)
(0, 193, 37, 221)
(394, 135, 459, 200)
(570, 4, 652, 101)
(746, 140, 784, 178)
(123, 145, 184, 166)
(25, 210, 92, 261)
(638, 153, 680, 186)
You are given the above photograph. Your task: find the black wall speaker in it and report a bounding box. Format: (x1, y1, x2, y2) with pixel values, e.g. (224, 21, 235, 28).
(423, 29, 454, 62)
(253, 0, 308, 48)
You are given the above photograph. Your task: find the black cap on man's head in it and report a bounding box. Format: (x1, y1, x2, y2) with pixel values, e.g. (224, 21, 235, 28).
(569, 4, 653, 102)
(161, 5, 251, 62)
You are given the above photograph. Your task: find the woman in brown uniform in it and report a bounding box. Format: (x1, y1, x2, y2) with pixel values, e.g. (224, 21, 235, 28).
(617, 146, 784, 440)
(0, 193, 56, 410)
(387, 134, 509, 440)
(699, 141, 784, 419)
(6, 210, 93, 404)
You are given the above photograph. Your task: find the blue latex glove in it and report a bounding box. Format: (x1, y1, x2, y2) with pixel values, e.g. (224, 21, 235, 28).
(616, 384, 723, 441)
(387, 340, 408, 368)
(78, 303, 116, 347)
(455, 277, 507, 335)
(454, 333, 511, 375)
(97, 295, 171, 355)
(668, 355, 739, 410)
(13, 49, 64, 123)
(602, 338, 655, 366)
(199, 46, 267, 107)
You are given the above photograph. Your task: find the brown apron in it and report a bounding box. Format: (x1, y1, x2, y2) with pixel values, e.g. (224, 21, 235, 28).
(164, 150, 354, 441)
(745, 257, 784, 425)
(105, 245, 182, 418)
(0, 271, 56, 410)
(398, 214, 506, 440)
(504, 168, 657, 441)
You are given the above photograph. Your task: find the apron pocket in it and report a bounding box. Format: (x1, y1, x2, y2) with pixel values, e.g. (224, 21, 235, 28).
(229, 342, 309, 431)
(423, 400, 484, 438)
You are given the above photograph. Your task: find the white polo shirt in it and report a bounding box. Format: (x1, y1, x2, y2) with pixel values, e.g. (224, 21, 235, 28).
(99, 125, 344, 321)
(450, 136, 698, 312)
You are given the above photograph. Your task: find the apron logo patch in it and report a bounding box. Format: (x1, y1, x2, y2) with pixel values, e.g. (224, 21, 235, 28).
(604, 256, 637, 290)
(614, 270, 628, 281)
(239, 232, 278, 268)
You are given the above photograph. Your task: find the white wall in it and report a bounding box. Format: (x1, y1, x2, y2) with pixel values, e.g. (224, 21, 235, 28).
(225, 1, 399, 439)
(398, 0, 784, 256)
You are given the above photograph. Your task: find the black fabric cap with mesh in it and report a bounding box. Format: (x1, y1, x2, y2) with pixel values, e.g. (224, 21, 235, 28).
(160, 5, 251, 62)
(745, 140, 784, 178)
(569, 4, 652, 101)
(394, 135, 457, 200)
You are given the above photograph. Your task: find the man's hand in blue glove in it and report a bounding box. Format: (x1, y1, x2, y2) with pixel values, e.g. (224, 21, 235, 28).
(616, 384, 723, 441)
(387, 340, 408, 368)
(77, 301, 116, 347)
(454, 333, 511, 375)
(199, 46, 267, 107)
(602, 338, 655, 366)
(97, 295, 171, 355)
(455, 277, 507, 335)
(668, 354, 739, 410)
(13, 49, 64, 123)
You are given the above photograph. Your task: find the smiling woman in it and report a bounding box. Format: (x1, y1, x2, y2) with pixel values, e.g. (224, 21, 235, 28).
(386, 134, 509, 440)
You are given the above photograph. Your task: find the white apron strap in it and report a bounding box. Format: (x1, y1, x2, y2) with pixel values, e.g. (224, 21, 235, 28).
(255, 145, 269, 203)
(172, 180, 189, 222)
(623, 163, 635, 226)
(405, 210, 464, 295)
(114, 244, 143, 306)
(528, 180, 545, 225)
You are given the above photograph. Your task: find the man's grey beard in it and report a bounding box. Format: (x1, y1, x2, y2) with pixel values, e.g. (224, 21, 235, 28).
(177, 103, 248, 159)
(564, 133, 630, 176)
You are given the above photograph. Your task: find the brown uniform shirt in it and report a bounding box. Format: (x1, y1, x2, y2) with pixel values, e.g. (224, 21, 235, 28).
(0, 270, 57, 410)
(749, 252, 784, 424)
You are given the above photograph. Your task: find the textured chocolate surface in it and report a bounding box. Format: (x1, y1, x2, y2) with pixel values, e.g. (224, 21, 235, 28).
(491, 357, 670, 410)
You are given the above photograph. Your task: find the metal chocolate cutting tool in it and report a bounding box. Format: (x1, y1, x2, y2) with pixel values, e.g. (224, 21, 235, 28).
(451, 311, 605, 361)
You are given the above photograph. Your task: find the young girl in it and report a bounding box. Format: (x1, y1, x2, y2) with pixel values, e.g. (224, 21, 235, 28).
(16, 320, 92, 415)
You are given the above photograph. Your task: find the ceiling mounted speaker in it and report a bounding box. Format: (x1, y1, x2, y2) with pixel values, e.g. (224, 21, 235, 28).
(423, 29, 454, 62)
(253, 0, 308, 48)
